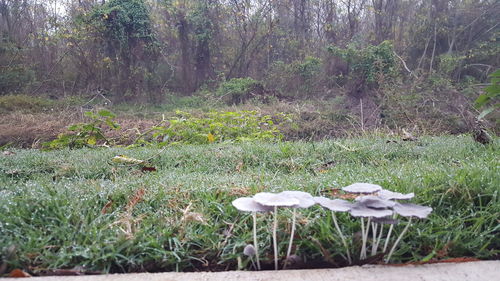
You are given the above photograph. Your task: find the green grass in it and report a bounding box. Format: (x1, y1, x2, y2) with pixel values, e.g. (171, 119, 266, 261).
(0, 136, 498, 274)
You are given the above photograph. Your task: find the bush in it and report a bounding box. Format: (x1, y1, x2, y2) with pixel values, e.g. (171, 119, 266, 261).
(0, 95, 54, 113)
(328, 41, 397, 89)
(216, 78, 265, 104)
(43, 110, 120, 150)
(0, 40, 34, 94)
(147, 110, 289, 145)
(265, 56, 324, 98)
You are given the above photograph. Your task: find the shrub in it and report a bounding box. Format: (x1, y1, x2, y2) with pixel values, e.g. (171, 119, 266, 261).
(43, 110, 120, 149)
(148, 110, 290, 146)
(0, 95, 54, 113)
(328, 41, 397, 89)
(475, 69, 500, 120)
(216, 78, 265, 105)
(264, 56, 324, 98)
(0, 39, 34, 94)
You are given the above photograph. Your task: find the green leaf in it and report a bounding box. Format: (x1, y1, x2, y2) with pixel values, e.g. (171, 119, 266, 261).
(478, 106, 498, 120)
(87, 136, 97, 145)
(98, 109, 116, 118)
(475, 94, 491, 108)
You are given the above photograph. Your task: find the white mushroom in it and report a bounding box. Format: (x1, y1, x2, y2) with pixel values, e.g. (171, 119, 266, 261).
(393, 203, 433, 219)
(385, 203, 433, 263)
(349, 204, 394, 218)
(377, 189, 415, 200)
(372, 216, 399, 255)
(349, 202, 393, 260)
(253, 192, 300, 207)
(314, 196, 353, 264)
(243, 244, 257, 270)
(253, 192, 300, 270)
(373, 190, 414, 254)
(355, 195, 396, 209)
(279, 191, 315, 269)
(232, 197, 273, 270)
(342, 182, 383, 194)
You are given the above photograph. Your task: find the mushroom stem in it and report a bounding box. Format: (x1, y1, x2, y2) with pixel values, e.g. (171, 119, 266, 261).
(385, 217, 412, 263)
(374, 223, 384, 255)
(360, 217, 370, 260)
(283, 208, 297, 269)
(331, 211, 352, 264)
(273, 205, 278, 270)
(382, 215, 396, 253)
(250, 256, 256, 270)
(252, 212, 261, 270)
(371, 222, 378, 256)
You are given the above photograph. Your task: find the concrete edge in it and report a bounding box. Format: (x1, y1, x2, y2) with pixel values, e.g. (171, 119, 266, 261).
(3, 260, 499, 281)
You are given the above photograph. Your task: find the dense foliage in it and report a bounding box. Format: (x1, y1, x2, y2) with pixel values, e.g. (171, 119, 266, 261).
(0, 0, 497, 99)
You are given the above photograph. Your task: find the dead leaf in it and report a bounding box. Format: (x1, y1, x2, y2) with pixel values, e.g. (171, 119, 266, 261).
(235, 161, 244, 172)
(141, 166, 157, 172)
(436, 242, 453, 259)
(330, 188, 359, 200)
(181, 202, 206, 224)
(126, 188, 145, 212)
(2, 151, 15, 156)
(182, 212, 205, 223)
(111, 155, 145, 165)
(101, 200, 113, 214)
(402, 128, 417, 141)
(228, 186, 251, 197)
(9, 269, 31, 277)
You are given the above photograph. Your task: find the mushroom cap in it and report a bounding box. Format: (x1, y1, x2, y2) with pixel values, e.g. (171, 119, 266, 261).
(342, 182, 383, 194)
(349, 203, 393, 218)
(355, 195, 396, 209)
(314, 196, 353, 212)
(280, 191, 315, 208)
(393, 203, 433, 219)
(378, 189, 415, 200)
(243, 244, 256, 257)
(253, 192, 300, 207)
(232, 197, 273, 212)
(372, 216, 399, 225)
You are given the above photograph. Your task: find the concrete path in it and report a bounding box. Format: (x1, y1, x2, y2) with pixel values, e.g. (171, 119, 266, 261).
(7, 261, 499, 281)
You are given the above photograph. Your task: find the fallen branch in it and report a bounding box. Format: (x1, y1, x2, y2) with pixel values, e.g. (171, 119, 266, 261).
(393, 51, 418, 79)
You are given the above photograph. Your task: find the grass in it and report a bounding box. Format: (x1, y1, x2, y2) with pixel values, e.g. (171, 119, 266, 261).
(0, 136, 498, 275)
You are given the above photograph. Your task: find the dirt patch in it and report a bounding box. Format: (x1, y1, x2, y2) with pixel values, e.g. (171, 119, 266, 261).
(0, 111, 75, 147)
(0, 111, 159, 148)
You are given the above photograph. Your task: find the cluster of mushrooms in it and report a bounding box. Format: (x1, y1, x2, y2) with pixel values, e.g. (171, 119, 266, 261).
(232, 182, 432, 270)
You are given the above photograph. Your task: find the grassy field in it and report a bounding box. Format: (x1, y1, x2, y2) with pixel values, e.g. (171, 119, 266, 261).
(0, 136, 498, 275)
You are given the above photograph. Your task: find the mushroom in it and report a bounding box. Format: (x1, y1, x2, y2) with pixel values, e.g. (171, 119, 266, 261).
(372, 214, 398, 256)
(377, 189, 415, 200)
(279, 191, 315, 269)
(314, 196, 354, 264)
(232, 197, 273, 270)
(355, 195, 396, 209)
(349, 202, 393, 260)
(373, 189, 414, 253)
(253, 192, 300, 270)
(371, 216, 399, 256)
(354, 195, 397, 256)
(384, 203, 433, 263)
(243, 244, 257, 270)
(342, 182, 383, 194)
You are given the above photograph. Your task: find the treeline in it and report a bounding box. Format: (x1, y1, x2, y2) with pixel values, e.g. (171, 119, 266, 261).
(0, 0, 498, 103)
